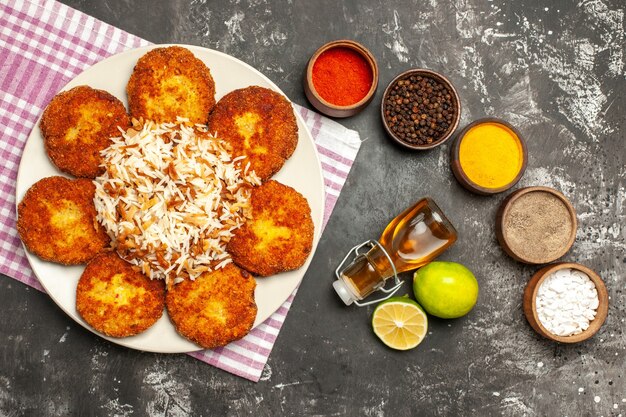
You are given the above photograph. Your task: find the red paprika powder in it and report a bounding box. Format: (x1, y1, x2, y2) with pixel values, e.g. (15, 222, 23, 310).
(312, 47, 373, 106)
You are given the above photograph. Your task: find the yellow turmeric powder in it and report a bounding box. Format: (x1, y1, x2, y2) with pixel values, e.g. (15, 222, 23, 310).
(458, 122, 523, 189)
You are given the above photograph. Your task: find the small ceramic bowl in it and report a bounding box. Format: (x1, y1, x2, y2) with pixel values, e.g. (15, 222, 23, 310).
(303, 40, 378, 118)
(450, 118, 527, 195)
(496, 186, 577, 264)
(380, 69, 461, 150)
(523, 262, 608, 343)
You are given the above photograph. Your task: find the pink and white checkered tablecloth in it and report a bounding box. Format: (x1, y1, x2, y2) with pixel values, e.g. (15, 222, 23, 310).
(0, 0, 361, 381)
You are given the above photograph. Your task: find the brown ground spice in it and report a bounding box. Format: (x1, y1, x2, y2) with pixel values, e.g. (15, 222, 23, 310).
(504, 191, 574, 262)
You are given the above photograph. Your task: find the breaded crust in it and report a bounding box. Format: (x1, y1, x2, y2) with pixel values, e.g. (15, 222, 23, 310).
(127, 46, 216, 124)
(227, 180, 314, 276)
(40, 85, 130, 178)
(207, 86, 298, 181)
(76, 251, 165, 337)
(166, 263, 257, 349)
(17, 176, 110, 265)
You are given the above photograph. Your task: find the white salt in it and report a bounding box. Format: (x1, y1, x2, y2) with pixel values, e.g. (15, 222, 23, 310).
(535, 269, 599, 336)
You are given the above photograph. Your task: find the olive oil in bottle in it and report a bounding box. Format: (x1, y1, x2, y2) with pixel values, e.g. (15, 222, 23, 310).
(333, 198, 457, 306)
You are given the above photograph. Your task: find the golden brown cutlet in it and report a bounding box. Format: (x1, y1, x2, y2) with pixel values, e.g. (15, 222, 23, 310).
(207, 86, 298, 181)
(166, 263, 257, 349)
(127, 46, 216, 124)
(227, 180, 313, 277)
(40, 85, 130, 178)
(17, 176, 110, 265)
(76, 251, 165, 337)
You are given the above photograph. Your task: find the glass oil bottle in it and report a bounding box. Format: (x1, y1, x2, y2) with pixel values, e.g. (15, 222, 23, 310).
(333, 198, 457, 306)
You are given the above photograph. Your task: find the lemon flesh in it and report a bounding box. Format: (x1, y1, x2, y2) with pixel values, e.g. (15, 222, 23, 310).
(372, 299, 428, 351)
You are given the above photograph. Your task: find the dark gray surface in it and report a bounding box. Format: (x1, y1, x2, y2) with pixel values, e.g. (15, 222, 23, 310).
(2, 0, 625, 416)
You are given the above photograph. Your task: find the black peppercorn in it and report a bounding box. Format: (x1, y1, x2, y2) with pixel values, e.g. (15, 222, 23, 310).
(383, 73, 457, 146)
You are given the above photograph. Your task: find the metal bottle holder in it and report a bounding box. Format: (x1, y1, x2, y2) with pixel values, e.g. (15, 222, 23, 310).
(335, 239, 403, 307)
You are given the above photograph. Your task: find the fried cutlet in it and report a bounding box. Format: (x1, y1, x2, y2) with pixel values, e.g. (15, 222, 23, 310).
(40, 85, 130, 178)
(207, 86, 298, 181)
(166, 264, 257, 349)
(227, 180, 313, 277)
(17, 176, 109, 265)
(127, 46, 216, 124)
(76, 251, 165, 337)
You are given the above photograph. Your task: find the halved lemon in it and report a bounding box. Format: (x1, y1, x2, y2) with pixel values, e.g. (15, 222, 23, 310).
(372, 297, 428, 350)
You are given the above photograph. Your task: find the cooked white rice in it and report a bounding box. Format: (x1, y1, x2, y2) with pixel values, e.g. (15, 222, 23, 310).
(93, 118, 261, 284)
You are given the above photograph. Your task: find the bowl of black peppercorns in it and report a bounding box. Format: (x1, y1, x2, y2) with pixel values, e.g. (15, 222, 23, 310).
(381, 69, 461, 150)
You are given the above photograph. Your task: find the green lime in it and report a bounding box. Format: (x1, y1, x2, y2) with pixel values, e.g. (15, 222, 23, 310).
(371, 296, 428, 350)
(413, 261, 479, 319)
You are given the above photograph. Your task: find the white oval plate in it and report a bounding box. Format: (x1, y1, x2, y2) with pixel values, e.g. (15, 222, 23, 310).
(15, 44, 325, 353)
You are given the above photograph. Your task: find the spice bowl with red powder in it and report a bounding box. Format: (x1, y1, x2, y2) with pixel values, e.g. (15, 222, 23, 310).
(381, 69, 461, 150)
(304, 40, 378, 118)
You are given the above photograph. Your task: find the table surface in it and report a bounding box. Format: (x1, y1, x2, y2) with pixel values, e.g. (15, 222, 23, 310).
(2, 0, 625, 415)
